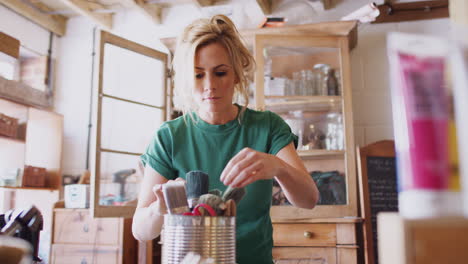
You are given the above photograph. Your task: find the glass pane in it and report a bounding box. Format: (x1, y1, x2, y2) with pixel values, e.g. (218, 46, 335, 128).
(263, 44, 348, 207)
(101, 97, 163, 154)
(99, 152, 141, 206)
(273, 158, 347, 206)
(103, 43, 165, 107)
(263, 46, 341, 97)
(277, 109, 344, 152)
(271, 108, 348, 206)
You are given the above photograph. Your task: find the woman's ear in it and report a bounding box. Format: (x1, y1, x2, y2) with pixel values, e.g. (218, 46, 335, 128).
(234, 73, 240, 84)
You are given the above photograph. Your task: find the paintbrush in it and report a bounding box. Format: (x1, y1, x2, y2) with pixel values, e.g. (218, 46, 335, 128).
(185, 171, 209, 209)
(198, 193, 225, 216)
(162, 181, 189, 214)
(222, 185, 246, 205)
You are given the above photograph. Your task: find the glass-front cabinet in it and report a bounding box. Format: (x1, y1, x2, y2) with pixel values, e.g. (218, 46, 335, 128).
(253, 23, 358, 220)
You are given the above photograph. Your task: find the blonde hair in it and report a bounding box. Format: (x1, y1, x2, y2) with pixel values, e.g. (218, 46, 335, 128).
(172, 14, 255, 119)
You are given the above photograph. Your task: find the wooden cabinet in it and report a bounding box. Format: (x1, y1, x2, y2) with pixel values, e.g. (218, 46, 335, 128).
(254, 21, 358, 219)
(50, 206, 137, 264)
(272, 219, 360, 264)
(251, 21, 361, 264)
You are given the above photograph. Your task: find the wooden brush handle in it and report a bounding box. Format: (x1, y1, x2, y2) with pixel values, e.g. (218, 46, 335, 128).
(224, 199, 236, 217)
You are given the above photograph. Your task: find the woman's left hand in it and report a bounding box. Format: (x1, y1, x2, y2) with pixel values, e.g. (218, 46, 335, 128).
(220, 147, 282, 188)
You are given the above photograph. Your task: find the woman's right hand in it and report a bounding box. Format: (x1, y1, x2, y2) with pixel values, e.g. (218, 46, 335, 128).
(151, 184, 167, 215)
(150, 178, 186, 216)
(133, 165, 172, 241)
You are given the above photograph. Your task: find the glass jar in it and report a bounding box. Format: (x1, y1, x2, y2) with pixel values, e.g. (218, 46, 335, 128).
(284, 110, 305, 150)
(313, 64, 330, 95)
(326, 68, 339, 96)
(325, 112, 344, 150)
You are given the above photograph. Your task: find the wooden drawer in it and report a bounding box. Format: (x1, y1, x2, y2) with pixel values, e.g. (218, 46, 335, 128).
(51, 244, 121, 264)
(273, 247, 337, 264)
(53, 209, 121, 245)
(273, 223, 337, 246)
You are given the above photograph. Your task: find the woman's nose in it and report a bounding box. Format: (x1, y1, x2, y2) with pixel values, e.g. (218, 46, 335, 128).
(204, 74, 216, 90)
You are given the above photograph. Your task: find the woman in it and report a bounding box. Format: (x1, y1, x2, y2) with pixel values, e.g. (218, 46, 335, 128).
(132, 14, 319, 264)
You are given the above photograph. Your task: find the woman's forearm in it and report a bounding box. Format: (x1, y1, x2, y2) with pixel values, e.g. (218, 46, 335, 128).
(132, 202, 164, 241)
(275, 158, 319, 209)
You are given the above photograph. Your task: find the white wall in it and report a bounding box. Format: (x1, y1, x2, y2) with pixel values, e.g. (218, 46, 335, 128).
(351, 18, 451, 147)
(0, 5, 61, 262)
(0, 5, 56, 56)
(51, 0, 452, 174)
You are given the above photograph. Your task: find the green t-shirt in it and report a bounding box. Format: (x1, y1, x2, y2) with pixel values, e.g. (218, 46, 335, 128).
(141, 105, 297, 264)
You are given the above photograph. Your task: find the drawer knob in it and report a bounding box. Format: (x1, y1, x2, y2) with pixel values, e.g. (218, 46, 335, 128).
(304, 231, 313, 238)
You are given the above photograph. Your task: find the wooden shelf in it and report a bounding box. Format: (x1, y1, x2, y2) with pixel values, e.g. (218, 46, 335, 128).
(0, 134, 25, 143)
(265, 95, 341, 102)
(265, 96, 342, 113)
(0, 186, 57, 191)
(272, 216, 363, 224)
(298, 149, 345, 158)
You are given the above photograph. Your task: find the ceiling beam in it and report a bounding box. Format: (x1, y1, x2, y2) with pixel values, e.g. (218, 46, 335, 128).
(322, 0, 333, 10)
(194, 0, 217, 7)
(0, 0, 67, 36)
(256, 0, 273, 15)
(58, 0, 113, 30)
(125, 0, 162, 24)
(0, 32, 20, 58)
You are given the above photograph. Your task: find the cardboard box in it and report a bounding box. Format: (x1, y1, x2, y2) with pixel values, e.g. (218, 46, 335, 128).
(0, 113, 18, 138)
(22, 165, 46, 188)
(378, 212, 468, 264)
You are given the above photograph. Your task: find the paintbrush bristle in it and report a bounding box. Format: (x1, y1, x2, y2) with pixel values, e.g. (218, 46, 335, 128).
(198, 193, 224, 216)
(208, 189, 222, 196)
(222, 186, 246, 205)
(162, 181, 189, 214)
(185, 171, 209, 208)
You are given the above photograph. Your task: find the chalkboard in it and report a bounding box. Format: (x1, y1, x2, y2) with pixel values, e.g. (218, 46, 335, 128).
(357, 140, 398, 264)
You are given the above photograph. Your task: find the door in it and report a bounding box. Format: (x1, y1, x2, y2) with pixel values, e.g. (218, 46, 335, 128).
(91, 30, 168, 218)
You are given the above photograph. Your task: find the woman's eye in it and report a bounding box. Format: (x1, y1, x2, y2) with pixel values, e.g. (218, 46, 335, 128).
(195, 73, 204, 79)
(215, 72, 227, 77)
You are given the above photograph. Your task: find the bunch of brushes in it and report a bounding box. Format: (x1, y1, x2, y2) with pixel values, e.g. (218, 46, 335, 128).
(161, 171, 246, 217)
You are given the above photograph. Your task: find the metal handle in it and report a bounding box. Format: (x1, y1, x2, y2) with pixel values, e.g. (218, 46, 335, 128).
(304, 231, 313, 238)
(83, 224, 89, 233)
(81, 258, 87, 264)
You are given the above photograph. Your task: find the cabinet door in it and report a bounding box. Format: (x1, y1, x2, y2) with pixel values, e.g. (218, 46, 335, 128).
(254, 31, 357, 219)
(91, 31, 168, 218)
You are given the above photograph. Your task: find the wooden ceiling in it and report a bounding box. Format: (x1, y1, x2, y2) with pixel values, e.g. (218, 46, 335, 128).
(0, 0, 289, 36)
